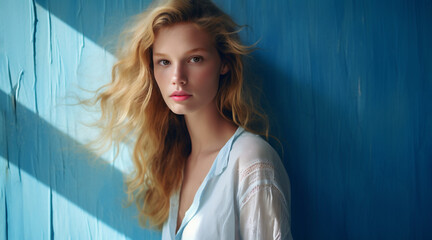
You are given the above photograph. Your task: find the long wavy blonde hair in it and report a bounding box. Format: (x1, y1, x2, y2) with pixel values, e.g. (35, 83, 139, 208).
(94, 0, 268, 229)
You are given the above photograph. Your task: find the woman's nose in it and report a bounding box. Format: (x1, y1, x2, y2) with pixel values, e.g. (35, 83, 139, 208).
(171, 63, 187, 86)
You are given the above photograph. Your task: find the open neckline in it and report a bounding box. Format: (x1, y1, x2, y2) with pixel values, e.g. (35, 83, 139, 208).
(173, 126, 244, 236)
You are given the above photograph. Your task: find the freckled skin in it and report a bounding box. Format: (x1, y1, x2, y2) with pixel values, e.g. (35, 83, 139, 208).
(152, 22, 228, 116)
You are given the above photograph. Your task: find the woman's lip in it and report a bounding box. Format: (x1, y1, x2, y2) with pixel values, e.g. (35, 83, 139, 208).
(170, 90, 191, 101)
(170, 90, 190, 97)
(171, 95, 191, 101)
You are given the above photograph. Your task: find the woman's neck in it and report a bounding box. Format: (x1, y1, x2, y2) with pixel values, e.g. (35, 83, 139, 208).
(184, 102, 237, 157)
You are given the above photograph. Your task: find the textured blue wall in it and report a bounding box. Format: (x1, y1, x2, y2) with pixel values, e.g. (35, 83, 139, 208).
(1, 0, 431, 239)
(0, 0, 160, 239)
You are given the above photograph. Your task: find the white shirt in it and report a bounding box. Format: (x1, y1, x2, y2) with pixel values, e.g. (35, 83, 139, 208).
(161, 127, 292, 240)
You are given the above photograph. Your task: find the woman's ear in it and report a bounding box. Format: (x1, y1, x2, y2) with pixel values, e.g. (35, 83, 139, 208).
(220, 63, 229, 75)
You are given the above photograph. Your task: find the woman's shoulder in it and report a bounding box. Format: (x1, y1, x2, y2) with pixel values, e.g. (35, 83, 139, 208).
(229, 130, 282, 172)
(229, 129, 291, 209)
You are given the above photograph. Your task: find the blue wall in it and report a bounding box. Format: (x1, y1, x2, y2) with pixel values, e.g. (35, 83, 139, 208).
(1, 0, 431, 239)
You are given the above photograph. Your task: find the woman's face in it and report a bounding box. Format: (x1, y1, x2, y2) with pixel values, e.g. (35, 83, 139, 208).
(152, 22, 228, 116)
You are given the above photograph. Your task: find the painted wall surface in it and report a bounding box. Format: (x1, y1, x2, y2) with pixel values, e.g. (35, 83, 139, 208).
(1, 0, 431, 239)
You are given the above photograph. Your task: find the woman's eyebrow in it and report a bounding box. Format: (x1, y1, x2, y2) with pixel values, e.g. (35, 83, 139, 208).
(153, 48, 208, 57)
(153, 52, 168, 57)
(185, 47, 207, 54)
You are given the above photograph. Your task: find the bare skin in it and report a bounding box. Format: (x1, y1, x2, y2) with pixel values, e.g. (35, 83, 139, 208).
(177, 103, 237, 232)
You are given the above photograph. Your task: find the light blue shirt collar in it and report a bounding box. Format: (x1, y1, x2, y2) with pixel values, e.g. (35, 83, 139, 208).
(211, 126, 245, 177)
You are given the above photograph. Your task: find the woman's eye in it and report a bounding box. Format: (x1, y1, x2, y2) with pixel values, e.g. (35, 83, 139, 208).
(158, 60, 170, 66)
(190, 56, 202, 63)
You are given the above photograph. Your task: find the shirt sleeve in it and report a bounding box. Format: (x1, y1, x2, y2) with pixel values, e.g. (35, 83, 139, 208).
(238, 160, 292, 240)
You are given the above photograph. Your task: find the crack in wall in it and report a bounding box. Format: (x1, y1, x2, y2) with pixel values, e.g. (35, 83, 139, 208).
(48, 3, 53, 64)
(31, 0, 39, 114)
(50, 188, 55, 240)
(5, 191, 8, 240)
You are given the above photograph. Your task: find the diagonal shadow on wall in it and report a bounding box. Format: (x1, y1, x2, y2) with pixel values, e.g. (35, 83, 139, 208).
(0, 89, 159, 239)
(35, 0, 153, 56)
(1, 0, 161, 239)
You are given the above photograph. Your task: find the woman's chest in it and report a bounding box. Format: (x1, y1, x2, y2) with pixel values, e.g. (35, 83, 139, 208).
(178, 172, 240, 239)
(177, 175, 203, 224)
(163, 154, 241, 239)
(177, 153, 218, 230)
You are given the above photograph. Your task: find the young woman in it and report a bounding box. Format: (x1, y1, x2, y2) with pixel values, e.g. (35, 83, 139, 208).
(94, 0, 292, 239)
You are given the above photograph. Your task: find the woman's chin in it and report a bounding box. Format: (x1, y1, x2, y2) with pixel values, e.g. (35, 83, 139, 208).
(168, 106, 189, 115)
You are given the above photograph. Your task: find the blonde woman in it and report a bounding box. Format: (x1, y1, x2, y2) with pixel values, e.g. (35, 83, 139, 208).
(94, 0, 292, 239)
